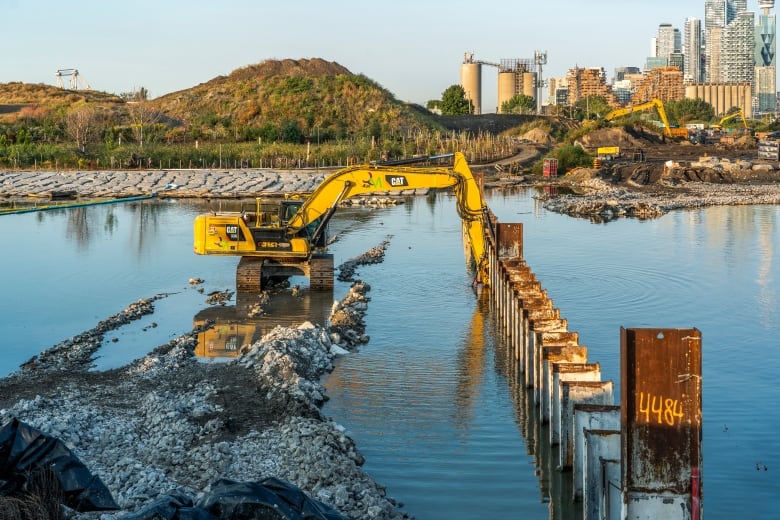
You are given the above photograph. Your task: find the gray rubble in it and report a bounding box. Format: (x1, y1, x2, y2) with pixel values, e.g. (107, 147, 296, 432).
(539, 160, 780, 222)
(0, 169, 331, 198)
(0, 275, 409, 519)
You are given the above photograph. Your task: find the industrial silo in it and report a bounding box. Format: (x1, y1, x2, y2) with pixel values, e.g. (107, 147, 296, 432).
(717, 84, 726, 114)
(460, 60, 482, 115)
(523, 72, 537, 98)
(497, 71, 517, 113)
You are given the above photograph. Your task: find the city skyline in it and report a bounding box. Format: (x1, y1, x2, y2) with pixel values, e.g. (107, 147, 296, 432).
(0, 0, 773, 113)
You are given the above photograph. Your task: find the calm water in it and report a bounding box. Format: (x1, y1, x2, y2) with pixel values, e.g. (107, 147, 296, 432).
(0, 191, 778, 518)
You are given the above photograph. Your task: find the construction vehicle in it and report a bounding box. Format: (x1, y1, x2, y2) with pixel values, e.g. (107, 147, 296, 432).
(604, 99, 689, 139)
(193, 152, 489, 290)
(711, 109, 748, 132)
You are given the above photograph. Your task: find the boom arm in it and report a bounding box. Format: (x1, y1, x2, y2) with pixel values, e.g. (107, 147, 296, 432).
(714, 109, 747, 129)
(287, 152, 489, 284)
(605, 99, 687, 138)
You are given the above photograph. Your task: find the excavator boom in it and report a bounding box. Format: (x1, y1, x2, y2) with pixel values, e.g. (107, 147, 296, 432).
(605, 98, 688, 138)
(194, 152, 490, 290)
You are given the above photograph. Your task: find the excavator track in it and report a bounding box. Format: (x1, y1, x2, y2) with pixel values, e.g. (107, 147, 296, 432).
(309, 254, 334, 290)
(236, 257, 263, 292)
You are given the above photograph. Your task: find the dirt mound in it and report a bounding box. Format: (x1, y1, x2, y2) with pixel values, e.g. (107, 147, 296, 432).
(576, 126, 660, 150)
(522, 127, 553, 145)
(228, 58, 352, 81)
(563, 167, 597, 182)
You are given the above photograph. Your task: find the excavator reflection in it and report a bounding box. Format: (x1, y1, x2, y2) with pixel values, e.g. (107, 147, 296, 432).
(193, 288, 334, 359)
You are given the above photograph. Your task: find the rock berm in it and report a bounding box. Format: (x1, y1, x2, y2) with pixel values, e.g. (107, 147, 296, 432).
(0, 265, 409, 519)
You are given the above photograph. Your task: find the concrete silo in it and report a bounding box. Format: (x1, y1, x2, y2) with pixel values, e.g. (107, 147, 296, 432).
(461, 53, 482, 114)
(497, 71, 517, 113)
(522, 72, 536, 98)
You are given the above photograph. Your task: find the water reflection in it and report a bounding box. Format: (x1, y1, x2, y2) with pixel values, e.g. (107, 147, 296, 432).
(54, 200, 168, 251)
(192, 288, 335, 359)
(453, 290, 487, 427)
(756, 208, 776, 328)
(66, 207, 90, 249)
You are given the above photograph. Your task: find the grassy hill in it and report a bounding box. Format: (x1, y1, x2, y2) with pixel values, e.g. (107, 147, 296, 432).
(0, 82, 123, 106)
(0, 58, 553, 169)
(151, 58, 441, 142)
(0, 58, 440, 143)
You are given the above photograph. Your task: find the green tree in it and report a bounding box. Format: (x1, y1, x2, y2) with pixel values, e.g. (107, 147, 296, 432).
(665, 98, 714, 126)
(280, 120, 303, 143)
(533, 144, 592, 175)
(440, 85, 472, 115)
(575, 95, 611, 121)
(258, 123, 278, 143)
(501, 94, 535, 114)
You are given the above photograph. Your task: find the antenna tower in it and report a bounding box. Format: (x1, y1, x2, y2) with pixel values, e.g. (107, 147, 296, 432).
(55, 69, 91, 90)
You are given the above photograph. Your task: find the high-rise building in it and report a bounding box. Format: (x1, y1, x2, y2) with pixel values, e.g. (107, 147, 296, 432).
(721, 11, 755, 85)
(657, 24, 677, 58)
(684, 18, 703, 83)
(756, 1, 777, 112)
(706, 28, 724, 81)
(705, 1, 726, 81)
(705, 0, 727, 31)
(728, 0, 748, 23)
(614, 66, 641, 83)
(704, 0, 751, 83)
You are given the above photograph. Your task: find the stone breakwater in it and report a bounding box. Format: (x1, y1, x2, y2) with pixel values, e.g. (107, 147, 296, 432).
(0, 169, 331, 198)
(0, 168, 433, 199)
(540, 175, 780, 221)
(0, 275, 410, 519)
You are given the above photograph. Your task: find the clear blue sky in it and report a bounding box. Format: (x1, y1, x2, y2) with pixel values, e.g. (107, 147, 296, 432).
(1, 0, 760, 112)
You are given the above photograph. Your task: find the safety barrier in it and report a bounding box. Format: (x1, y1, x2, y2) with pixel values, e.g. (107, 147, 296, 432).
(482, 210, 703, 519)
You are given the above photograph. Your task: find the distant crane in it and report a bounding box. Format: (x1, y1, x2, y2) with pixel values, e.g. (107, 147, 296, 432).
(55, 69, 90, 90)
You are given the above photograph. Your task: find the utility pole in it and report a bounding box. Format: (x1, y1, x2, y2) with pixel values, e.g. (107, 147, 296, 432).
(534, 50, 547, 115)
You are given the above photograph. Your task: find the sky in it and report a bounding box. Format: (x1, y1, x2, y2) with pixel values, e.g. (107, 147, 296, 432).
(0, 0, 762, 113)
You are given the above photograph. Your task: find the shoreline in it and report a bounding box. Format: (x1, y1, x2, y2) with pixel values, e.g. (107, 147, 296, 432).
(3, 164, 780, 222)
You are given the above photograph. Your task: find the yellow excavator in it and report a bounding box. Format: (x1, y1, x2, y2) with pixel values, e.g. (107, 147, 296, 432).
(605, 98, 689, 139)
(711, 109, 748, 132)
(194, 152, 489, 290)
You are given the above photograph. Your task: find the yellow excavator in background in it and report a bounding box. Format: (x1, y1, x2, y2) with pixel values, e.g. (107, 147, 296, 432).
(604, 99, 690, 138)
(194, 152, 490, 290)
(711, 109, 748, 132)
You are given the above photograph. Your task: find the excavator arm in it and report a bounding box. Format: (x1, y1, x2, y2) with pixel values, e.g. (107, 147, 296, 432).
(605, 99, 688, 138)
(713, 109, 747, 129)
(286, 152, 489, 284)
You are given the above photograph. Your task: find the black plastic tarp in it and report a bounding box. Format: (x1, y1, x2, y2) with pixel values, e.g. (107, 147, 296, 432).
(126, 477, 349, 520)
(198, 478, 348, 520)
(120, 490, 217, 520)
(0, 417, 119, 512)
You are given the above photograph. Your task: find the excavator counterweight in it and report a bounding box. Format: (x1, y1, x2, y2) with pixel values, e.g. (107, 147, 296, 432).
(194, 152, 490, 290)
